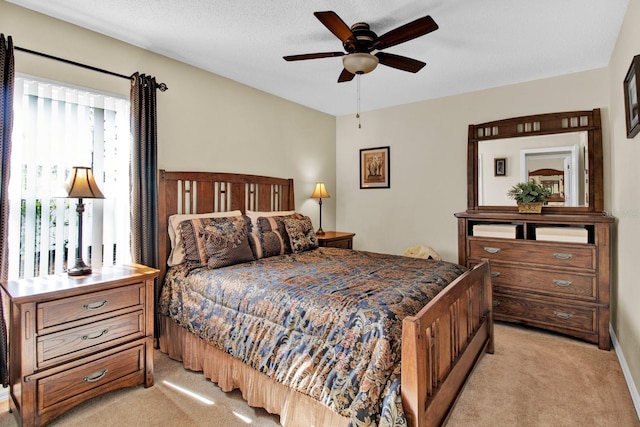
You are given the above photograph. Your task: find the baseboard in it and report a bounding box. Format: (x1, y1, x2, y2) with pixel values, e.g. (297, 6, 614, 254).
(0, 387, 7, 402)
(610, 325, 640, 420)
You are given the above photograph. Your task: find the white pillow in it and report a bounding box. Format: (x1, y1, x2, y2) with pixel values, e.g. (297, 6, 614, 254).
(245, 210, 296, 233)
(167, 210, 242, 266)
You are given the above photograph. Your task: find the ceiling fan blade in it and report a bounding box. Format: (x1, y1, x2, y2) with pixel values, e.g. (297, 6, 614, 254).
(374, 15, 438, 50)
(314, 11, 354, 43)
(375, 52, 426, 73)
(283, 52, 345, 61)
(338, 68, 355, 83)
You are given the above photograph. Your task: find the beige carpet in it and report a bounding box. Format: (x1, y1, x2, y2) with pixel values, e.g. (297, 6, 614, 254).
(0, 322, 637, 427)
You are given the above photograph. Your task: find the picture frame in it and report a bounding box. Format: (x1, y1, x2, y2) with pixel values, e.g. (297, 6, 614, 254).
(624, 55, 640, 138)
(360, 146, 390, 189)
(494, 158, 506, 176)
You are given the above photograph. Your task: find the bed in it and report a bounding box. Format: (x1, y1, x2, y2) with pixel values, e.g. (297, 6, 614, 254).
(156, 170, 493, 427)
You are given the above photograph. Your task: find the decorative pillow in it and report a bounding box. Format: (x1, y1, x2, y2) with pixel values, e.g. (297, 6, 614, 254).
(257, 215, 294, 254)
(167, 210, 242, 266)
(246, 210, 295, 234)
(247, 230, 289, 259)
(283, 215, 318, 253)
(179, 215, 253, 267)
(200, 217, 255, 269)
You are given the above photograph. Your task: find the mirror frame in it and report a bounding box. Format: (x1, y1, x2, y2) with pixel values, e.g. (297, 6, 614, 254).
(467, 108, 603, 214)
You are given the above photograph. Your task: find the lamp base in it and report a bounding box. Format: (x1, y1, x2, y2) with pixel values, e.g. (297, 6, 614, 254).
(316, 228, 325, 236)
(68, 258, 92, 276)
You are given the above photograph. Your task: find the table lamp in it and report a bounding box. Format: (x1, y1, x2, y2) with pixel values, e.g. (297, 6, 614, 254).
(310, 182, 330, 235)
(65, 166, 105, 276)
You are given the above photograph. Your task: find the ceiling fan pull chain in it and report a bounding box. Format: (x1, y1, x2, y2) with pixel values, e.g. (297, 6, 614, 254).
(356, 74, 361, 128)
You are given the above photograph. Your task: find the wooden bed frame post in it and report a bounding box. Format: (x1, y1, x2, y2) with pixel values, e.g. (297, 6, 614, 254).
(401, 261, 493, 427)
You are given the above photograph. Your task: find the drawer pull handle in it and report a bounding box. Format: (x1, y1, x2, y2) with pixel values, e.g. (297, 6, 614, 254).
(83, 369, 108, 383)
(553, 311, 573, 320)
(82, 329, 109, 340)
(553, 253, 573, 260)
(483, 247, 501, 254)
(491, 272, 501, 278)
(83, 300, 109, 311)
(553, 279, 573, 287)
(493, 300, 501, 307)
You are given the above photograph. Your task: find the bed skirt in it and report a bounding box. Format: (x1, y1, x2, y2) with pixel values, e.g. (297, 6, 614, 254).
(157, 316, 351, 427)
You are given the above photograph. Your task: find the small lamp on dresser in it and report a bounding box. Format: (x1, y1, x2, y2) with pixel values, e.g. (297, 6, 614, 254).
(64, 166, 105, 276)
(310, 182, 330, 235)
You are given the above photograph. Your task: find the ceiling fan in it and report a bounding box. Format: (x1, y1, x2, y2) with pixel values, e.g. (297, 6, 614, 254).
(283, 11, 439, 82)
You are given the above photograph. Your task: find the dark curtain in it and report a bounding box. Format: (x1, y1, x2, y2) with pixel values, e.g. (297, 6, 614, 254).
(130, 73, 160, 333)
(0, 34, 15, 387)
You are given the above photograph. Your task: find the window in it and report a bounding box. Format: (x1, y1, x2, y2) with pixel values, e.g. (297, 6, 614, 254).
(9, 76, 131, 279)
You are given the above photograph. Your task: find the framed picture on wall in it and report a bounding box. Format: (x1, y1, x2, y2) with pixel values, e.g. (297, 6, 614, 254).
(494, 158, 506, 176)
(360, 146, 390, 189)
(624, 55, 640, 138)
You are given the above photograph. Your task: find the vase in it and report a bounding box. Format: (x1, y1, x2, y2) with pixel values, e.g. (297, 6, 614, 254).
(517, 202, 543, 214)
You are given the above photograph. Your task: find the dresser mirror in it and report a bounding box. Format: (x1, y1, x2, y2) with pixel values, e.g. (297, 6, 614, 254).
(467, 109, 604, 214)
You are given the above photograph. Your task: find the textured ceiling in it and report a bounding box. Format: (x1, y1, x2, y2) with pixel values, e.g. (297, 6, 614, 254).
(8, 0, 629, 116)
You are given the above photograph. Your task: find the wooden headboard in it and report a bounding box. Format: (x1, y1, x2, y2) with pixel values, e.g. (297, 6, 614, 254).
(157, 169, 295, 286)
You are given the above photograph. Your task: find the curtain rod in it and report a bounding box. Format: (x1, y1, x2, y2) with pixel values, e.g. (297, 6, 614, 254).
(15, 45, 168, 91)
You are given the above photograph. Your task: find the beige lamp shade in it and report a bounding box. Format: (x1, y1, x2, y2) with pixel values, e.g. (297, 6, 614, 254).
(310, 182, 330, 199)
(65, 166, 105, 199)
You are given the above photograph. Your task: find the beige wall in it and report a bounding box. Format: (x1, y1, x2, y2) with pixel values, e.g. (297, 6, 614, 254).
(336, 69, 608, 260)
(0, 1, 337, 230)
(608, 0, 640, 408)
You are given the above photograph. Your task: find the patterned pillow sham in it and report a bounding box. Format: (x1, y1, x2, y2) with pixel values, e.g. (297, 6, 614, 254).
(246, 210, 295, 234)
(167, 210, 242, 266)
(245, 214, 299, 259)
(200, 217, 255, 269)
(247, 230, 288, 259)
(179, 215, 254, 268)
(283, 215, 318, 253)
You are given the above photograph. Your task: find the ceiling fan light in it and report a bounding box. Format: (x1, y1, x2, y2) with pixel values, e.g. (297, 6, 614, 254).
(342, 53, 379, 74)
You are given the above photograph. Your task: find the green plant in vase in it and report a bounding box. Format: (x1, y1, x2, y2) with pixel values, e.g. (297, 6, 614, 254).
(507, 180, 552, 213)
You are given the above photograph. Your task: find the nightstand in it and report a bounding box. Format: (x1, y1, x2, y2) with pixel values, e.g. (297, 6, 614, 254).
(316, 231, 356, 249)
(1, 264, 159, 426)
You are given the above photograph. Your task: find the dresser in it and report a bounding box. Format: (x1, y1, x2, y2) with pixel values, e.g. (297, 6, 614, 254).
(455, 212, 614, 350)
(1, 264, 159, 426)
(316, 231, 355, 249)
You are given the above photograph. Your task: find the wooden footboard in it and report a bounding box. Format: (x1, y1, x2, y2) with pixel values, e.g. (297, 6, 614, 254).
(402, 260, 493, 427)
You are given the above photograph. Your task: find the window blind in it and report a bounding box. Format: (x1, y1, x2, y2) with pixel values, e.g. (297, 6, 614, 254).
(9, 77, 131, 279)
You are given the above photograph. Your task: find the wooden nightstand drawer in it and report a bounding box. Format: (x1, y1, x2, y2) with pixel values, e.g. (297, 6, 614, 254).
(37, 310, 145, 367)
(37, 283, 145, 331)
(317, 231, 355, 249)
(469, 238, 595, 270)
(38, 343, 145, 410)
(324, 238, 352, 249)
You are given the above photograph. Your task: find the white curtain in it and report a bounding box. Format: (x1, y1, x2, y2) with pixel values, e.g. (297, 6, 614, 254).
(9, 76, 131, 279)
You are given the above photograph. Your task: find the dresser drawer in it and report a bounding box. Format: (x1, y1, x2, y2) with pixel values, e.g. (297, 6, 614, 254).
(480, 263, 596, 301)
(37, 310, 145, 367)
(493, 293, 596, 333)
(37, 283, 145, 331)
(37, 343, 145, 410)
(469, 238, 595, 270)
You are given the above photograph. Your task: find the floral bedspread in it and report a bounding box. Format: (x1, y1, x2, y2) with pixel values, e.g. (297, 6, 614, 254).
(159, 247, 467, 426)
